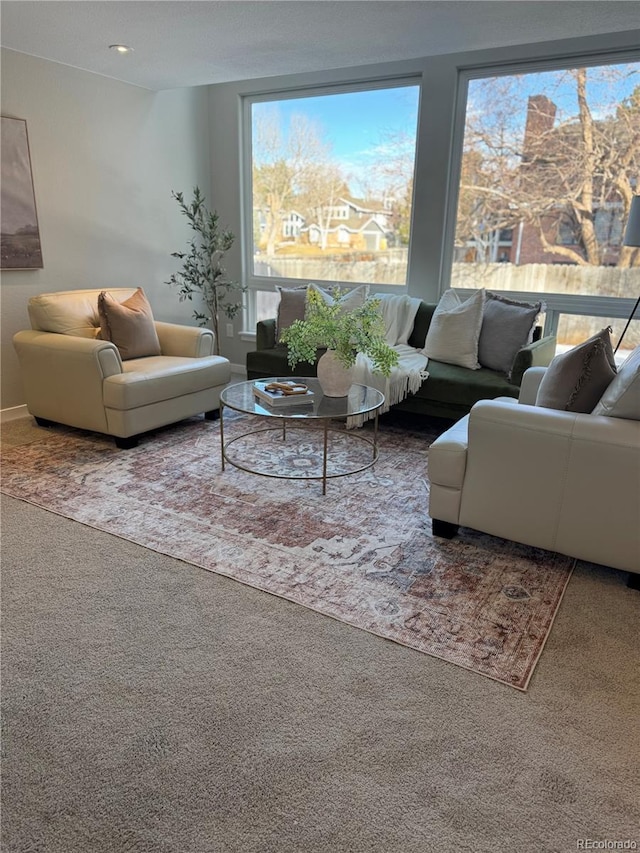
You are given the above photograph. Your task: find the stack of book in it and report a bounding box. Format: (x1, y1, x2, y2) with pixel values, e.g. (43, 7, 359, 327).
(253, 380, 315, 407)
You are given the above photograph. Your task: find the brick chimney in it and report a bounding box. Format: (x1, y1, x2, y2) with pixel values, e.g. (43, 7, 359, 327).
(522, 95, 557, 161)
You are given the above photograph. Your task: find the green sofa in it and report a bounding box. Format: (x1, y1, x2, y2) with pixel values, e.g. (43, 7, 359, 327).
(245, 301, 557, 420)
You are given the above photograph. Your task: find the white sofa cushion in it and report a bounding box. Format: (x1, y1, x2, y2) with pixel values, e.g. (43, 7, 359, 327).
(592, 345, 640, 420)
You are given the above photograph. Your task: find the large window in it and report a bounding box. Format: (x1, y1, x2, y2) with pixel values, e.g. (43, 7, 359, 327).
(451, 61, 640, 357)
(246, 82, 420, 323)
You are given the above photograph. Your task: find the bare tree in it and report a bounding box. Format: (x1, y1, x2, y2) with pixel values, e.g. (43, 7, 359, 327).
(252, 109, 347, 254)
(366, 129, 417, 246)
(459, 65, 640, 267)
(252, 110, 311, 255)
(280, 118, 348, 249)
(297, 159, 349, 250)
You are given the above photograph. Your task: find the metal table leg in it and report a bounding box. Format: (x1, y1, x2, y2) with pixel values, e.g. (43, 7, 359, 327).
(220, 401, 225, 471)
(322, 418, 328, 495)
(373, 408, 379, 460)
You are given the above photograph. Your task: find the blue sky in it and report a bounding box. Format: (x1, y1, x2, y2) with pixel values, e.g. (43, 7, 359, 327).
(278, 86, 421, 160)
(468, 62, 639, 125)
(253, 84, 420, 194)
(253, 61, 638, 197)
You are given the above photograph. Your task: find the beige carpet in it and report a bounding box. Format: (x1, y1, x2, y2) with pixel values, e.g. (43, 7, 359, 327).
(0, 414, 573, 690)
(1, 481, 639, 853)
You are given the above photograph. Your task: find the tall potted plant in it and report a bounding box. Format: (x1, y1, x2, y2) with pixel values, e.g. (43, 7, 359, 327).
(167, 187, 245, 355)
(280, 286, 399, 396)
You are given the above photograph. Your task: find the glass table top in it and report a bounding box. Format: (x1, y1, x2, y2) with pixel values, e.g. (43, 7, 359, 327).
(221, 378, 385, 420)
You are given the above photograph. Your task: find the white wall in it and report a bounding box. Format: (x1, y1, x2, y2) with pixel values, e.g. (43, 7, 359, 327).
(1, 49, 211, 410)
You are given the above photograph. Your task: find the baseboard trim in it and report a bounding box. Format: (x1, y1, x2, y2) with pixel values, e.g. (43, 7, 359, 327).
(229, 363, 247, 378)
(1, 404, 30, 424)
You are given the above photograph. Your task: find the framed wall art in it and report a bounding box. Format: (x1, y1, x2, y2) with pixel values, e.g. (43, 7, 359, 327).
(1, 116, 43, 270)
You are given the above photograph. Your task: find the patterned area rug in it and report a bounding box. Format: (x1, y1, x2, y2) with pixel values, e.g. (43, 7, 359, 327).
(0, 415, 573, 690)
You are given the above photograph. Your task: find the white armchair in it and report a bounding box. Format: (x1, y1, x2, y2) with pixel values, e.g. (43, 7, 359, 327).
(428, 367, 640, 583)
(13, 288, 232, 448)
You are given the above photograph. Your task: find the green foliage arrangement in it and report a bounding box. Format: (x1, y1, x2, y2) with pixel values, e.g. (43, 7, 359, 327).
(167, 187, 245, 354)
(279, 286, 400, 376)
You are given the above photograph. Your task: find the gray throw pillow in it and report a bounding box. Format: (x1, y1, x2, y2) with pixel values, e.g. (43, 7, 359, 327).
(535, 327, 617, 413)
(276, 285, 308, 342)
(478, 292, 543, 377)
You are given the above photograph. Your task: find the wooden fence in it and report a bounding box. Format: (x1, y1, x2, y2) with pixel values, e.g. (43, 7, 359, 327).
(258, 253, 639, 349)
(258, 251, 407, 286)
(451, 262, 637, 301)
(451, 263, 640, 348)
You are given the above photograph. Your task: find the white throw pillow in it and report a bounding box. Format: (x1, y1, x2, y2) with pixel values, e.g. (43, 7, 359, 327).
(309, 283, 369, 314)
(591, 345, 640, 420)
(423, 289, 486, 370)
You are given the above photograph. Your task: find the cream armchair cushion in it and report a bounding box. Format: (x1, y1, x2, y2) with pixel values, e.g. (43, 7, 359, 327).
(427, 367, 640, 578)
(14, 288, 232, 447)
(28, 287, 114, 338)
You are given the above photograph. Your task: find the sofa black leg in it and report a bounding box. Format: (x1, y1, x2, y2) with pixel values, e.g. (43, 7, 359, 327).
(432, 519, 459, 539)
(627, 573, 640, 590)
(115, 435, 139, 449)
(205, 409, 220, 421)
(34, 416, 54, 428)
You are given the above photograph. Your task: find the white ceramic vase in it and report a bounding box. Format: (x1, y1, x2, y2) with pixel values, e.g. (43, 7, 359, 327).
(317, 350, 354, 397)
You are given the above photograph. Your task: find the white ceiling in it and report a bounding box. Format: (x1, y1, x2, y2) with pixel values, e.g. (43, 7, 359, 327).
(1, 1, 639, 91)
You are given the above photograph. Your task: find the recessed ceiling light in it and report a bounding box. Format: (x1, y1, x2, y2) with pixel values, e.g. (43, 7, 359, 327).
(109, 44, 133, 54)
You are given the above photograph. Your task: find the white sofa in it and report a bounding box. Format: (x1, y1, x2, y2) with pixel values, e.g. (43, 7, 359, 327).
(428, 367, 640, 583)
(13, 288, 231, 448)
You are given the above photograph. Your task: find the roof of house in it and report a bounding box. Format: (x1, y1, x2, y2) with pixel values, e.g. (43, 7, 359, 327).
(303, 215, 386, 235)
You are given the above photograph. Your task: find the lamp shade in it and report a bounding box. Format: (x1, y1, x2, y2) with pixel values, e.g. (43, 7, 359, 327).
(623, 196, 640, 247)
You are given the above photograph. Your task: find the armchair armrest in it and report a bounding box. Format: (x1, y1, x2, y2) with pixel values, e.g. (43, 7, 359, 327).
(13, 329, 122, 376)
(460, 399, 640, 570)
(13, 330, 123, 432)
(510, 334, 557, 386)
(154, 322, 215, 358)
(256, 318, 277, 350)
(518, 366, 547, 405)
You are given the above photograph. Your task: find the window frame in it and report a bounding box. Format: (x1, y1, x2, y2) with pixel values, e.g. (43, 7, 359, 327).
(240, 76, 422, 329)
(442, 47, 640, 339)
(234, 43, 639, 340)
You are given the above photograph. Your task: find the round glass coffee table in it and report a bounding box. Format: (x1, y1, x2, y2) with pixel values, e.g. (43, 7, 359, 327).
(219, 378, 385, 494)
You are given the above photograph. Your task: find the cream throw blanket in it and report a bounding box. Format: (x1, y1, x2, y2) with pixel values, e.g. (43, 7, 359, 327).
(347, 294, 429, 428)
